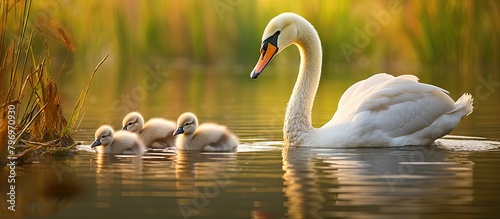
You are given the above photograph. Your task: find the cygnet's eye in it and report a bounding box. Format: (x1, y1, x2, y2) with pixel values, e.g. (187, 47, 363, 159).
(128, 122, 133, 126)
(184, 122, 190, 126)
(101, 135, 106, 139)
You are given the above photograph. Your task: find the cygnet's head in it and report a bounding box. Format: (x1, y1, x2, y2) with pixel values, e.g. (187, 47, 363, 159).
(173, 112, 199, 136)
(91, 125, 114, 148)
(251, 12, 313, 79)
(122, 112, 144, 132)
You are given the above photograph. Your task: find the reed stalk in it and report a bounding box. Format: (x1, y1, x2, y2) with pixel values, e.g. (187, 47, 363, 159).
(0, 0, 103, 164)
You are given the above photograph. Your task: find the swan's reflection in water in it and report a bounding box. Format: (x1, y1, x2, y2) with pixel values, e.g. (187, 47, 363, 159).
(282, 148, 331, 218)
(282, 146, 474, 218)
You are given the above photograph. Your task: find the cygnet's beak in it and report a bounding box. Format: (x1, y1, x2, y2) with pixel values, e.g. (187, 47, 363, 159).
(90, 139, 102, 148)
(121, 125, 128, 131)
(173, 127, 185, 136)
(251, 32, 280, 79)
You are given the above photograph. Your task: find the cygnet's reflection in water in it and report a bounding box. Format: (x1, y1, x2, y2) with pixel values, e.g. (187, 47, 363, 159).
(93, 153, 145, 208)
(175, 151, 237, 218)
(281, 146, 474, 218)
(91, 150, 237, 216)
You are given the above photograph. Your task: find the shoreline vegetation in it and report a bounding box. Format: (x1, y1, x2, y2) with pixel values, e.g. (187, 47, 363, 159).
(0, 0, 105, 165)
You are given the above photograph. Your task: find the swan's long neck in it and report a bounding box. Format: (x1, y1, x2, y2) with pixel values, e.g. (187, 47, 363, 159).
(284, 23, 322, 146)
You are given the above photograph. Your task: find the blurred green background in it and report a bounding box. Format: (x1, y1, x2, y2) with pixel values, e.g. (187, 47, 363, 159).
(31, 0, 499, 71)
(20, 0, 500, 139)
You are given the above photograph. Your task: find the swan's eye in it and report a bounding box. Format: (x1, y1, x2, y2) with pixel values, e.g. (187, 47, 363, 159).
(261, 42, 268, 52)
(184, 122, 190, 126)
(101, 135, 106, 139)
(128, 122, 133, 126)
(261, 30, 280, 54)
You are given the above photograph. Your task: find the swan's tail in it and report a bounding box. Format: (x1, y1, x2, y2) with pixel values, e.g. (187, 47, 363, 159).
(448, 93, 474, 117)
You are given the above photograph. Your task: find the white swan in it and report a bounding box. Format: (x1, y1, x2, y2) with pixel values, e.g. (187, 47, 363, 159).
(122, 112, 177, 149)
(91, 125, 146, 155)
(250, 12, 473, 147)
(173, 112, 239, 151)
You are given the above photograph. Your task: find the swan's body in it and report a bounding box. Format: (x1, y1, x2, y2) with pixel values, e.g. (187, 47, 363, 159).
(91, 125, 146, 155)
(250, 12, 473, 147)
(173, 112, 239, 151)
(122, 112, 177, 148)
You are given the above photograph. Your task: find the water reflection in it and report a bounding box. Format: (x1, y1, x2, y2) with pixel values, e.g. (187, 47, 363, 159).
(282, 148, 331, 218)
(3, 144, 498, 218)
(175, 151, 237, 218)
(0, 157, 83, 218)
(93, 154, 145, 208)
(281, 147, 474, 218)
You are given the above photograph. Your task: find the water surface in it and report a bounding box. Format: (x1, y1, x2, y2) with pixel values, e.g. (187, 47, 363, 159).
(9, 143, 500, 219)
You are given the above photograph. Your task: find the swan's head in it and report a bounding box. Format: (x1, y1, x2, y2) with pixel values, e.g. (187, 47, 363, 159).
(173, 112, 199, 136)
(251, 12, 307, 79)
(122, 111, 144, 132)
(91, 125, 114, 148)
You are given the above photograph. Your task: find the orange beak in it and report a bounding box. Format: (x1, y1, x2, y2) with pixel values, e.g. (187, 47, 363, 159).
(250, 31, 281, 79)
(251, 43, 278, 79)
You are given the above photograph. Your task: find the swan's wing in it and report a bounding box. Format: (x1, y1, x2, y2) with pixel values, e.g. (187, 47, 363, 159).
(334, 73, 424, 121)
(337, 73, 396, 108)
(327, 74, 455, 138)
